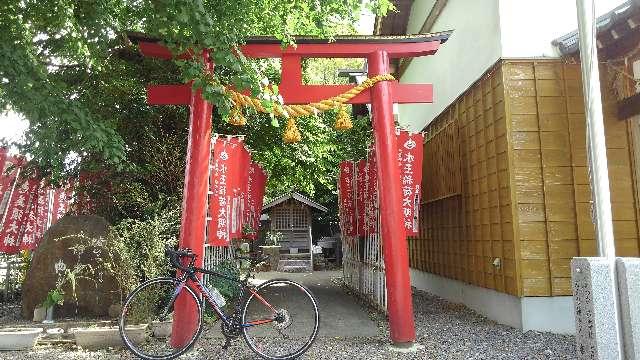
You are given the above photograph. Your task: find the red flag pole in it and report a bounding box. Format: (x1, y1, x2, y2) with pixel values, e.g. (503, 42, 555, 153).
(368, 50, 416, 345)
(171, 51, 214, 347)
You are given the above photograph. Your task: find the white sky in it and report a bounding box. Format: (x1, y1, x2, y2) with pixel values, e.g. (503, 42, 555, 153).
(0, 0, 628, 147)
(598, 0, 629, 14)
(0, 111, 27, 154)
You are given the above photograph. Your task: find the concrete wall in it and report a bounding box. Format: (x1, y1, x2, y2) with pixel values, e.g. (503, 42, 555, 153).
(410, 268, 576, 334)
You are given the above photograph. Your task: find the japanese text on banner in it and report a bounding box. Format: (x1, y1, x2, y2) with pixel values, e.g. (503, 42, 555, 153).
(338, 161, 356, 236)
(396, 130, 424, 236)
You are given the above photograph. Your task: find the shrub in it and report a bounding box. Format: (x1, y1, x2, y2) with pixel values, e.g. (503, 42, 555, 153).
(108, 202, 181, 291)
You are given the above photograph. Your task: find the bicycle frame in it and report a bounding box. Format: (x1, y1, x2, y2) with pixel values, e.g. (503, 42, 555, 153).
(171, 265, 278, 329)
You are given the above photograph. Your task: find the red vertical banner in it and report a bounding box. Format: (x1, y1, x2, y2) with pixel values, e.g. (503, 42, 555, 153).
(338, 161, 356, 236)
(233, 141, 251, 239)
(20, 186, 39, 250)
(364, 150, 379, 234)
(208, 137, 231, 246)
(396, 130, 424, 236)
(245, 162, 267, 240)
(227, 138, 247, 241)
(33, 187, 51, 247)
(208, 136, 256, 245)
(72, 172, 97, 215)
(0, 156, 20, 221)
(50, 183, 73, 225)
(244, 161, 254, 230)
(0, 148, 7, 176)
(0, 178, 38, 254)
(355, 159, 367, 236)
(21, 185, 51, 251)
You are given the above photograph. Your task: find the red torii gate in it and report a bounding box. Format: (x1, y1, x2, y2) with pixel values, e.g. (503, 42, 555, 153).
(129, 32, 450, 346)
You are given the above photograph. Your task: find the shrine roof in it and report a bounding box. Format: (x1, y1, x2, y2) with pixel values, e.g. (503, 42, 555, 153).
(126, 31, 451, 46)
(552, 0, 640, 58)
(262, 192, 328, 213)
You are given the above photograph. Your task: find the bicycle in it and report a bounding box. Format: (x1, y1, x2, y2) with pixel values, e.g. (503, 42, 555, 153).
(119, 247, 320, 360)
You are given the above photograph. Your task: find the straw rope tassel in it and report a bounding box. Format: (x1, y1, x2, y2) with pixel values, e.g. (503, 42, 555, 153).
(284, 118, 302, 143)
(227, 103, 247, 126)
(335, 105, 352, 130)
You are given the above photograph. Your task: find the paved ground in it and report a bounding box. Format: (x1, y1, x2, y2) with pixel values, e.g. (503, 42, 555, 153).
(252, 271, 379, 338)
(0, 270, 576, 359)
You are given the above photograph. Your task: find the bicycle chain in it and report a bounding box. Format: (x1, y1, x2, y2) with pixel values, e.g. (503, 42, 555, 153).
(221, 313, 243, 338)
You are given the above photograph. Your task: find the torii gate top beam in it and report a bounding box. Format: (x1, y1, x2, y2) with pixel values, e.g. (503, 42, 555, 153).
(128, 32, 451, 59)
(127, 32, 451, 106)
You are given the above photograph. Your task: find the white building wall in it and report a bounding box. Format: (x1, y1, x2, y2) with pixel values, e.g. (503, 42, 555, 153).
(399, 0, 626, 131)
(398, 0, 502, 132)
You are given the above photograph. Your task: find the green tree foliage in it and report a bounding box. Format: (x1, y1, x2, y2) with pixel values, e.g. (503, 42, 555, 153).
(0, 0, 392, 227)
(0, 0, 391, 179)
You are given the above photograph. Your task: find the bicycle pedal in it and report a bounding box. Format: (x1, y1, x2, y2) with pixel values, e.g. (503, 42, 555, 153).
(221, 338, 232, 350)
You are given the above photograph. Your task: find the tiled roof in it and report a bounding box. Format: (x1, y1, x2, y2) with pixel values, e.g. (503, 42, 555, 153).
(262, 192, 328, 213)
(552, 1, 640, 56)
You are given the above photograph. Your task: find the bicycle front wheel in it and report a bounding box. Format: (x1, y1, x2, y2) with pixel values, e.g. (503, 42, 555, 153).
(119, 277, 202, 360)
(242, 279, 320, 360)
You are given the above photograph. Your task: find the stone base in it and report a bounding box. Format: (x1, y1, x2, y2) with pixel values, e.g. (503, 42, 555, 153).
(616, 257, 640, 360)
(571, 257, 622, 359)
(410, 268, 575, 334)
(387, 342, 425, 353)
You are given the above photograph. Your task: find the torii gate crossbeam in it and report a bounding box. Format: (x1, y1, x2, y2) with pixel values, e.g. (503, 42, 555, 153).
(129, 31, 451, 347)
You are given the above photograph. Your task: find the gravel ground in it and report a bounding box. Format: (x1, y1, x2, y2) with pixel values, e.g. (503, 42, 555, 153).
(0, 286, 576, 359)
(0, 299, 24, 326)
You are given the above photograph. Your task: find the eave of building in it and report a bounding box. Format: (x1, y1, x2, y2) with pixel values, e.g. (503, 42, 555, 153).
(552, 0, 640, 120)
(375, 0, 450, 79)
(552, 0, 640, 60)
(262, 192, 328, 213)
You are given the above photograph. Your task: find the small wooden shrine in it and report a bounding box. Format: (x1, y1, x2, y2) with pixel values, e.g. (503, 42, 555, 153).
(261, 192, 327, 253)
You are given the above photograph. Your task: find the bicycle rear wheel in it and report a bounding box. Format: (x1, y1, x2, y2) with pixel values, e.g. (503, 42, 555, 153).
(242, 279, 319, 360)
(119, 277, 202, 360)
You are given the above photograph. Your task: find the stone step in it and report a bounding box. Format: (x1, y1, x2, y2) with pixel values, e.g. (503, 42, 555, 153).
(279, 259, 310, 267)
(277, 259, 312, 272)
(280, 253, 311, 259)
(281, 265, 310, 273)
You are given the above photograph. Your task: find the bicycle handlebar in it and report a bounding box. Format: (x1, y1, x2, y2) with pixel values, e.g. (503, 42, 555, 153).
(166, 247, 268, 271)
(165, 247, 196, 272)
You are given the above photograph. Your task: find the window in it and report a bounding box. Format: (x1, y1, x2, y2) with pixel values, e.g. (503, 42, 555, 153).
(270, 201, 309, 230)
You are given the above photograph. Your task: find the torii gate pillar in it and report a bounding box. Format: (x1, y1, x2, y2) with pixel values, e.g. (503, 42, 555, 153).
(369, 50, 415, 343)
(172, 51, 213, 346)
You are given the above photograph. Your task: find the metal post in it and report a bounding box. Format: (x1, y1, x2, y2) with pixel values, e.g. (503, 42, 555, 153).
(171, 51, 214, 347)
(575, 0, 623, 357)
(309, 224, 313, 271)
(4, 260, 11, 301)
(368, 50, 416, 345)
(576, 0, 615, 259)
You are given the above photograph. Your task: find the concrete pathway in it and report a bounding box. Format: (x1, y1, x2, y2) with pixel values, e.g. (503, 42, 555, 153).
(200, 270, 379, 340)
(252, 271, 379, 338)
